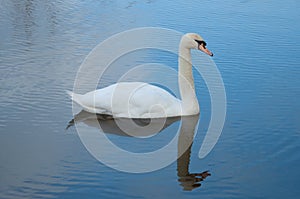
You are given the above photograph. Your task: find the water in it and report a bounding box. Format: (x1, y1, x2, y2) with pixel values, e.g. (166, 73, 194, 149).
(1, 0, 299, 198)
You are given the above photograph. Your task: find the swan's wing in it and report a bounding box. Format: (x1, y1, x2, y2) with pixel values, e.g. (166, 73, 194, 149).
(78, 84, 116, 114)
(128, 83, 181, 117)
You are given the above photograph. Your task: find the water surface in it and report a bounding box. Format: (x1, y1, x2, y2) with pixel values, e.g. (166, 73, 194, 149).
(0, 0, 299, 198)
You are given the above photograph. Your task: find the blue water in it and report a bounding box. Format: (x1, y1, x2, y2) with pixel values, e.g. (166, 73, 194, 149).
(1, 0, 300, 198)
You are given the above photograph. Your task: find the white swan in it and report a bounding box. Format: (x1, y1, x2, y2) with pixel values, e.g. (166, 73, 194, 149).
(68, 33, 213, 118)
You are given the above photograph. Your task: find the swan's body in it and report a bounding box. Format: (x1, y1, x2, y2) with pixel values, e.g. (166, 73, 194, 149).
(68, 82, 182, 118)
(68, 33, 213, 118)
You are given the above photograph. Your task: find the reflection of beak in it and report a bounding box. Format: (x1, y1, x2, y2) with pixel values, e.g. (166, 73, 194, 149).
(198, 45, 213, 57)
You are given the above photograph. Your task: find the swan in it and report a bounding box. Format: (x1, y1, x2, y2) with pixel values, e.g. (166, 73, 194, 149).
(68, 33, 213, 118)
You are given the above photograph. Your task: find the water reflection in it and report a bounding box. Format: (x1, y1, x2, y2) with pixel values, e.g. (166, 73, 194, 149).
(67, 111, 210, 191)
(177, 115, 211, 191)
(67, 110, 181, 137)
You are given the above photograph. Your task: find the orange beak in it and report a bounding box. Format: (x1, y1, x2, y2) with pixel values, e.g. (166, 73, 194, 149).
(199, 44, 213, 57)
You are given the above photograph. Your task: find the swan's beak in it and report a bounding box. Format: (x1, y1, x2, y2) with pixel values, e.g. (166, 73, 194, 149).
(198, 44, 213, 57)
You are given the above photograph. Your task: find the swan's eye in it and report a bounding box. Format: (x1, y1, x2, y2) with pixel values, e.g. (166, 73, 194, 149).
(195, 40, 207, 49)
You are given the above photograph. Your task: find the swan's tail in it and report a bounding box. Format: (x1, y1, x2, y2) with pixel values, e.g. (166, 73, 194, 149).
(67, 90, 100, 114)
(66, 90, 73, 99)
(66, 90, 84, 106)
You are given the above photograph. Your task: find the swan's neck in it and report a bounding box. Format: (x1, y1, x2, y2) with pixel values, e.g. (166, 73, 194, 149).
(178, 45, 199, 115)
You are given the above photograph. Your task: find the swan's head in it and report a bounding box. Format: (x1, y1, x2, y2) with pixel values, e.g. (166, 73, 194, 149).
(182, 33, 213, 56)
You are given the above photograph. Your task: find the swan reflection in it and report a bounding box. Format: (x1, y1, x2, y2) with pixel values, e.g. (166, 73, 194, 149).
(67, 111, 210, 190)
(67, 110, 181, 137)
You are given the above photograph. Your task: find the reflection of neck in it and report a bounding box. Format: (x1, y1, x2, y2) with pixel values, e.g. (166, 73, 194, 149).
(177, 143, 192, 177)
(177, 114, 212, 191)
(177, 115, 199, 176)
(178, 43, 199, 115)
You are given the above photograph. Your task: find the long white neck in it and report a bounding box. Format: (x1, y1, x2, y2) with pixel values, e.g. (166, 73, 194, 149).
(178, 42, 199, 115)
